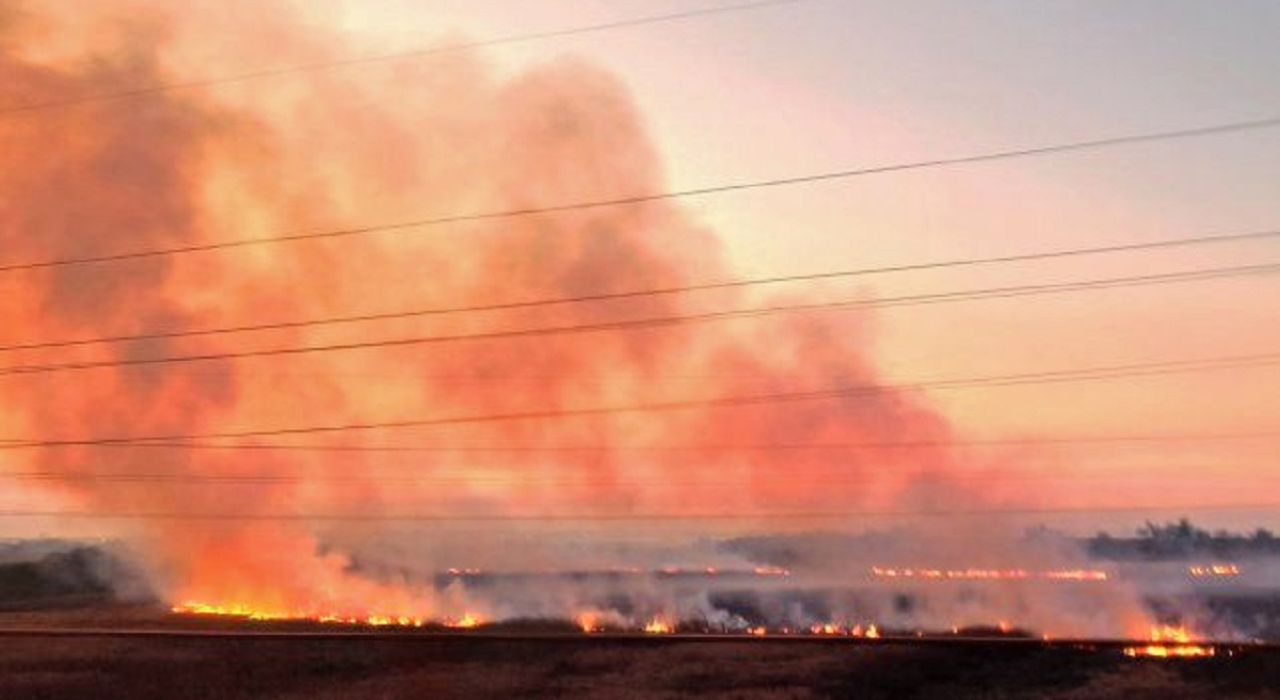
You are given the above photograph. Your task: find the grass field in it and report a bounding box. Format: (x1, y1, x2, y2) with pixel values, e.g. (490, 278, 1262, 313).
(3, 630, 1279, 699)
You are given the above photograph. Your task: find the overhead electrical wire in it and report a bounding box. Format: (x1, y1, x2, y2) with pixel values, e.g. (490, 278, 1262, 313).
(1, 464, 1269, 486)
(0, 0, 809, 117)
(0, 501, 1274, 523)
(1, 260, 1276, 377)
(0, 349, 1276, 450)
(2, 116, 1279, 273)
(3, 228, 1276, 354)
(10, 430, 1278, 453)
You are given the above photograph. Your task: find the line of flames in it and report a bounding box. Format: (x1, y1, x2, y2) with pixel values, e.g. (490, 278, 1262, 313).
(870, 566, 1110, 581)
(445, 566, 792, 577)
(172, 604, 1220, 660)
(1122, 625, 1216, 658)
(625, 618, 881, 638)
(443, 563, 1240, 582)
(171, 602, 480, 629)
(1188, 564, 1240, 578)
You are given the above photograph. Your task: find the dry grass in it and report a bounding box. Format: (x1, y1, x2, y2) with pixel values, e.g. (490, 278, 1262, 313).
(1, 632, 1277, 699)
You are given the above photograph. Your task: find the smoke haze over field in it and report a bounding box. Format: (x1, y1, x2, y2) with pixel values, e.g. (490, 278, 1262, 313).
(0, 1, 1178, 635)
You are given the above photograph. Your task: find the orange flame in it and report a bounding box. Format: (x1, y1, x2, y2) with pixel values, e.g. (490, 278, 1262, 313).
(643, 618, 674, 634)
(171, 602, 488, 629)
(871, 566, 1108, 581)
(1122, 625, 1215, 658)
(577, 612, 602, 633)
(1188, 564, 1240, 578)
(443, 613, 482, 629)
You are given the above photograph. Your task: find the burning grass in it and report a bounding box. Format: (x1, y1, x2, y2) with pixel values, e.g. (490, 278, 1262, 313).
(164, 603, 1236, 660)
(170, 602, 483, 630)
(869, 566, 1110, 581)
(1122, 625, 1218, 659)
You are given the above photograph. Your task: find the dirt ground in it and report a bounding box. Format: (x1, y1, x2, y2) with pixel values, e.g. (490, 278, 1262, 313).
(1, 633, 1278, 700)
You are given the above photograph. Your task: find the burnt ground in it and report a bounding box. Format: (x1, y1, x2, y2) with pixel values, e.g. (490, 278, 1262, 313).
(1, 633, 1278, 700)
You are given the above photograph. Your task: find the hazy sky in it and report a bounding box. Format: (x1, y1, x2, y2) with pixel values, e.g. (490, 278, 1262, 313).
(322, 0, 1280, 521)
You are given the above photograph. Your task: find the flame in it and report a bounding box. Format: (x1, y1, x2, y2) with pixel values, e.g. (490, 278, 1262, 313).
(643, 618, 674, 634)
(1042, 569, 1110, 581)
(753, 566, 791, 577)
(1122, 625, 1215, 658)
(1124, 645, 1216, 658)
(172, 602, 294, 622)
(870, 566, 1108, 581)
(1151, 625, 1193, 643)
(171, 599, 1219, 655)
(443, 613, 482, 629)
(1188, 564, 1240, 578)
(577, 612, 601, 633)
(171, 601, 483, 628)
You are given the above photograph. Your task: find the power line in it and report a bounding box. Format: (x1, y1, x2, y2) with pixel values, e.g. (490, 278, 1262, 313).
(3, 116, 1279, 274)
(1, 350, 1276, 449)
(0, 0, 807, 117)
(0, 501, 1273, 523)
(5, 228, 1276, 354)
(3, 260, 1276, 377)
(12, 431, 1279, 453)
(1, 465, 1265, 486)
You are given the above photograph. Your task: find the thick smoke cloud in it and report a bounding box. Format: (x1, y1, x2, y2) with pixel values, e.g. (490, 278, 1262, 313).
(0, 1, 1153, 634)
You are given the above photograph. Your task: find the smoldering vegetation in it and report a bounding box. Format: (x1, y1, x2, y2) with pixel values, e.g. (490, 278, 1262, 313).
(4, 523, 1279, 642)
(717, 525, 1280, 641)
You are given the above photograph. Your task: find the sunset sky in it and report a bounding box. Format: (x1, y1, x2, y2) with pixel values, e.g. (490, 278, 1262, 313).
(3, 0, 1279, 546)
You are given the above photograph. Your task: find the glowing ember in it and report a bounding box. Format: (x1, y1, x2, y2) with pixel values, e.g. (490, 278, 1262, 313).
(753, 566, 791, 577)
(748, 626, 768, 636)
(870, 566, 1108, 581)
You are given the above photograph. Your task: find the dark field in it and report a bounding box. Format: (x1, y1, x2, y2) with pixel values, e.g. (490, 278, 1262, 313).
(3, 632, 1279, 700)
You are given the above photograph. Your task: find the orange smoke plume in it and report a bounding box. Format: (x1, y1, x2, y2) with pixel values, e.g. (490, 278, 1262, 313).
(1, 1, 971, 620)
